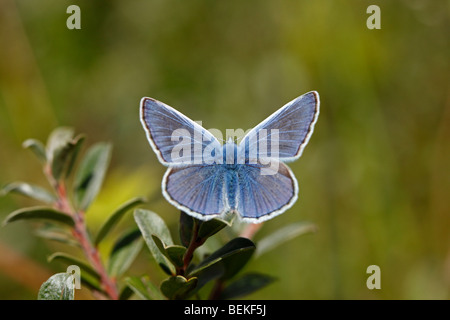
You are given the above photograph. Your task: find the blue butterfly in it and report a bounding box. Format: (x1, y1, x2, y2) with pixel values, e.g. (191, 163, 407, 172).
(140, 91, 320, 223)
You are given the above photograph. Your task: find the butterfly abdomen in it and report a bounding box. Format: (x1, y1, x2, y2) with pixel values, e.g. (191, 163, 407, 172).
(225, 168, 239, 210)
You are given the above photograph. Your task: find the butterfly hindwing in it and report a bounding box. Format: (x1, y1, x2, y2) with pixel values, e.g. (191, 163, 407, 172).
(162, 164, 227, 219)
(234, 160, 298, 222)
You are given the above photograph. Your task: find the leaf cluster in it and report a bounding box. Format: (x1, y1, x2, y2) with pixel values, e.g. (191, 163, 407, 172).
(2, 127, 316, 300)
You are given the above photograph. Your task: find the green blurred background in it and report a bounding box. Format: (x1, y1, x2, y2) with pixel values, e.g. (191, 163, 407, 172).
(0, 0, 449, 299)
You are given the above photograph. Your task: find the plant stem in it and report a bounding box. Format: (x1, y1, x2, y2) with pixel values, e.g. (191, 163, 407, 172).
(240, 222, 263, 240)
(71, 209, 118, 300)
(208, 279, 224, 300)
(179, 220, 205, 276)
(52, 180, 118, 300)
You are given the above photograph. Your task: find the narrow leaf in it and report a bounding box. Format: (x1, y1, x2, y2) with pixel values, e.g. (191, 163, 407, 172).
(189, 237, 255, 280)
(125, 276, 165, 300)
(152, 234, 186, 268)
(1, 182, 56, 204)
(193, 261, 224, 292)
(47, 252, 100, 280)
(22, 139, 47, 163)
(73, 142, 112, 211)
(64, 134, 86, 178)
(179, 211, 194, 247)
(118, 285, 134, 300)
(198, 217, 231, 240)
(160, 275, 198, 300)
(2, 206, 74, 227)
(134, 209, 175, 275)
(255, 222, 317, 257)
(165, 246, 187, 269)
(219, 273, 276, 299)
(80, 273, 103, 294)
(46, 127, 74, 164)
(95, 197, 146, 246)
(51, 134, 86, 180)
(108, 229, 143, 277)
(34, 225, 79, 247)
(38, 273, 75, 300)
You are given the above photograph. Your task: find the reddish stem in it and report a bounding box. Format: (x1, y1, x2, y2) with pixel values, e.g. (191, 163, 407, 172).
(240, 222, 263, 240)
(178, 220, 205, 276)
(54, 182, 119, 300)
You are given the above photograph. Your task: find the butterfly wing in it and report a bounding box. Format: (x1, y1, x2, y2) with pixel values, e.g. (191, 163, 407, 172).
(238, 91, 319, 163)
(140, 97, 221, 166)
(162, 165, 228, 220)
(234, 160, 298, 222)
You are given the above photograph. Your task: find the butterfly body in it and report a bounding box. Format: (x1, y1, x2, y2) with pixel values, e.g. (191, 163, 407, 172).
(140, 91, 319, 223)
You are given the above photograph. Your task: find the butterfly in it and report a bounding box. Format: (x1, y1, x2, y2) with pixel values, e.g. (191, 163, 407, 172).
(140, 91, 320, 223)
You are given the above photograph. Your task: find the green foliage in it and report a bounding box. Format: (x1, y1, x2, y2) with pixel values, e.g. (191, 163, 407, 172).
(218, 273, 276, 299)
(134, 209, 176, 275)
(255, 222, 317, 257)
(38, 273, 75, 300)
(95, 197, 146, 246)
(73, 142, 112, 211)
(2, 128, 144, 300)
(107, 229, 143, 277)
(160, 276, 198, 300)
(1, 182, 56, 204)
(2, 128, 313, 300)
(47, 252, 100, 281)
(2, 206, 75, 227)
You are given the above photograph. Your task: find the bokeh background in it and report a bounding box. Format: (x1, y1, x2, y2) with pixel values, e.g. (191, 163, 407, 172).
(0, 0, 449, 299)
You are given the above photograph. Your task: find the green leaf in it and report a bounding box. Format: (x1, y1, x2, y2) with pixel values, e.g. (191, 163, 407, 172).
(165, 246, 187, 269)
(219, 273, 276, 299)
(152, 235, 186, 268)
(108, 229, 143, 277)
(125, 276, 165, 300)
(134, 209, 175, 275)
(255, 222, 317, 258)
(95, 197, 146, 246)
(38, 272, 75, 300)
(2, 206, 74, 227)
(22, 138, 47, 163)
(179, 211, 194, 247)
(118, 285, 134, 300)
(51, 134, 85, 180)
(193, 260, 224, 292)
(64, 134, 86, 178)
(188, 256, 223, 278)
(198, 217, 232, 240)
(160, 275, 198, 300)
(80, 273, 103, 294)
(34, 225, 79, 247)
(189, 237, 256, 280)
(73, 142, 112, 211)
(1, 182, 56, 204)
(46, 127, 74, 163)
(47, 252, 100, 281)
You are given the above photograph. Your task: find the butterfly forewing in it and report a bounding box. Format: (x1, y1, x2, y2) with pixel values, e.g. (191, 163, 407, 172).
(239, 91, 319, 163)
(140, 98, 221, 166)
